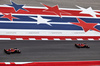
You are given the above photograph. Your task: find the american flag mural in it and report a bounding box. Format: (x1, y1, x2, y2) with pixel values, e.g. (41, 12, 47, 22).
(0, 1, 100, 40)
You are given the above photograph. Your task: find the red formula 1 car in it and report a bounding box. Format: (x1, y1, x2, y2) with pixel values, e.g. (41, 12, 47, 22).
(75, 43, 90, 48)
(4, 48, 21, 54)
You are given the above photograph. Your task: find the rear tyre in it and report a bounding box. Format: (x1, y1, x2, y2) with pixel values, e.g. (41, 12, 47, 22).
(14, 48, 17, 49)
(4, 49, 6, 52)
(6, 51, 11, 54)
(4, 49, 11, 54)
(75, 44, 80, 48)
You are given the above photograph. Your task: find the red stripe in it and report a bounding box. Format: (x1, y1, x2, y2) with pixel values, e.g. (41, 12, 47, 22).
(0, 62, 5, 64)
(0, 61, 100, 66)
(10, 62, 15, 64)
(0, 7, 100, 17)
(0, 35, 99, 40)
(29, 61, 100, 66)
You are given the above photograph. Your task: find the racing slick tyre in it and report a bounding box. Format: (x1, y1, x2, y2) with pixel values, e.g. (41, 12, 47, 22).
(16, 50, 21, 53)
(85, 46, 90, 48)
(6, 51, 11, 54)
(18, 51, 21, 53)
(4, 49, 11, 54)
(75, 44, 80, 48)
(14, 48, 17, 49)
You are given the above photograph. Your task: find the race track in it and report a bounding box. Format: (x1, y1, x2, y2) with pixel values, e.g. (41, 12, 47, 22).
(0, 0, 100, 62)
(0, 0, 100, 9)
(0, 40, 100, 62)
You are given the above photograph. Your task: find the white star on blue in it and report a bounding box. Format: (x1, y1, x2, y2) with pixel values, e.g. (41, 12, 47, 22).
(7, 1, 27, 12)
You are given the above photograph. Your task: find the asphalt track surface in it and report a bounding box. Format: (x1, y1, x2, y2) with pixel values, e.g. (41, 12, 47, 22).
(0, 40, 100, 62)
(0, 0, 100, 62)
(0, 0, 100, 10)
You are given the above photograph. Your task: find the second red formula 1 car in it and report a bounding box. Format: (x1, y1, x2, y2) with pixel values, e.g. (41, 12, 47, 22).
(4, 48, 21, 54)
(75, 43, 90, 48)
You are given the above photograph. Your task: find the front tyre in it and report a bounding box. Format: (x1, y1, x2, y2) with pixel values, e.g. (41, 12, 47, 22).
(86, 46, 90, 48)
(17, 50, 21, 53)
